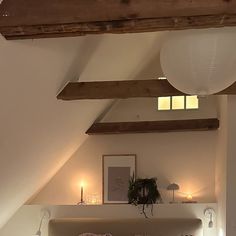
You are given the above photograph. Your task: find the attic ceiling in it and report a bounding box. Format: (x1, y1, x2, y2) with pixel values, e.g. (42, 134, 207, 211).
(0, 32, 165, 228)
(1, 0, 235, 229)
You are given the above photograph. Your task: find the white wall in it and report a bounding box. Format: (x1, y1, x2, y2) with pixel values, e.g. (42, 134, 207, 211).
(215, 96, 228, 236)
(30, 131, 217, 205)
(0, 31, 169, 228)
(0, 204, 217, 236)
(226, 96, 236, 236)
(29, 96, 218, 205)
(214, 95, 236, 236)
(103, 96, 217, 122)
(215, 95, 236, 236)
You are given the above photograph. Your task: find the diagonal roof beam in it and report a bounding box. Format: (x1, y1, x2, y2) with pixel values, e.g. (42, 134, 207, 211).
(86, 119, 220, 135)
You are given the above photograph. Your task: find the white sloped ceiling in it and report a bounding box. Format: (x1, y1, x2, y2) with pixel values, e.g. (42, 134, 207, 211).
(0, 32, 164, 228)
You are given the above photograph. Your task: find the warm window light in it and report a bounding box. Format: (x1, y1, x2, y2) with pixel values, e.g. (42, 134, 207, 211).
(158, 97, 171, 110)
(186, 95, 199, 109)
(157, 95, 199, 111)
(172, 96, 185, 110)
(157, 76, 199, 111)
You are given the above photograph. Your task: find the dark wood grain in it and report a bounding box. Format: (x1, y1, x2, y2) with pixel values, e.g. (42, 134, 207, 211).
(1, 0, 236, 39)
(57, 80, 185, 100)
(57, 79, 236, 100)
(86, 119, 220, 135)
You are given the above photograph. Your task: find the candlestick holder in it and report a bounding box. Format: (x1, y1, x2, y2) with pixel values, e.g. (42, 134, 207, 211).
(77, 200, 85, 205)
(77, 184, 86, 205)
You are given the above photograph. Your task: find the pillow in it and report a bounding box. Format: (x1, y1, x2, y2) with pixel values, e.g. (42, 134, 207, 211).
(79, 234, 112, 236)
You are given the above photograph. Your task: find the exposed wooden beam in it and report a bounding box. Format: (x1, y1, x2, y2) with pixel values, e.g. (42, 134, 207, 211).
(1, 0, 236, 39)
(57, 79, 236, 100)
(2, 15, 236, 40)
(86, 119, 219, 135)
(57, 80, 184, 100)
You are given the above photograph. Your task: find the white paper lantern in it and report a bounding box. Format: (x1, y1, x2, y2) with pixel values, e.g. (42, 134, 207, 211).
(160, 28, 236, 95)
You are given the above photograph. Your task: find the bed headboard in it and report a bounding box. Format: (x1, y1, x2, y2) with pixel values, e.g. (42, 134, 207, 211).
(49, 218, 202, 236)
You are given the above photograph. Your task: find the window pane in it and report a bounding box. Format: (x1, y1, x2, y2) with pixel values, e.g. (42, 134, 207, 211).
(158, 97, 171, 110)
(186, 95, 199, 109)
(172, 96, 185, 110)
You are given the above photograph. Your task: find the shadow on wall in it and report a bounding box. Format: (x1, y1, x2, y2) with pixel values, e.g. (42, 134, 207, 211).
(29, 131, 217, 205)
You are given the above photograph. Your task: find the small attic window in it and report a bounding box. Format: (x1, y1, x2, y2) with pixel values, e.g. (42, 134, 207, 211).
(158, 95, 199, 111)
(157, 77, 199, 111)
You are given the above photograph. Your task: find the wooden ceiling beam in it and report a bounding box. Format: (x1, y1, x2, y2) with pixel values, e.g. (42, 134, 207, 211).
(2, 14, 236, 40)
(1, 0, 236, 39)
(86, 119, 219, 135)
(57, 80, 185, 100)
(57, 79, 236, 101)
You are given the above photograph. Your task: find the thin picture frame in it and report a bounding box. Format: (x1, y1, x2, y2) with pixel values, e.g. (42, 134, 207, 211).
(102, 154, 136, 204)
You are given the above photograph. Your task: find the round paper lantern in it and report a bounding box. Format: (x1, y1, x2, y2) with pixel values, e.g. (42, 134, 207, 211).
(160, 28, 236, 95)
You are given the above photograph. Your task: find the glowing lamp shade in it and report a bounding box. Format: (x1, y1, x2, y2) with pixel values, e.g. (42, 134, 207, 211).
(160, 28, 236, 96)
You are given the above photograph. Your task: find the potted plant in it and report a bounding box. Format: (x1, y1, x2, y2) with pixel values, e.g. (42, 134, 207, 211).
(128, 175, 162, 218)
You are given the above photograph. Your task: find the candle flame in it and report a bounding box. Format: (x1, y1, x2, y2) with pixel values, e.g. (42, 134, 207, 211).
(80, 181, 85, 188)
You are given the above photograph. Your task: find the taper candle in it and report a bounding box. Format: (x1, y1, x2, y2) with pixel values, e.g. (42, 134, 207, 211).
(78, 181, 85, 205)
(81, 185, 84, 202)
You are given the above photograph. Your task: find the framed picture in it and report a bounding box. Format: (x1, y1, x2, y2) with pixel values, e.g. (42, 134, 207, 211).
(102, 154, 136, 204)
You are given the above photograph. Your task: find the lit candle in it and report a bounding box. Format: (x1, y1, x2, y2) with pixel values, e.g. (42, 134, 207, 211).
(80, 182, 84, 203)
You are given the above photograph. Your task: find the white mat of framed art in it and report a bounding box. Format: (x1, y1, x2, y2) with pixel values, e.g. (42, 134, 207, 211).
(102, 154, 136, 204)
